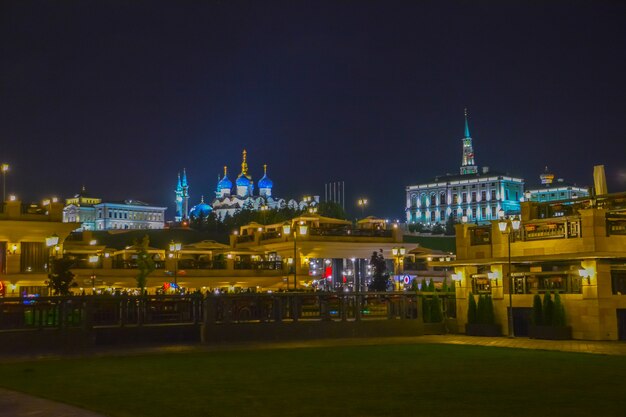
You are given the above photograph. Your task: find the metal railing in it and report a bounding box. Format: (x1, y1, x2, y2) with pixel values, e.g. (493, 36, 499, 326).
(0, 292, 456, 331)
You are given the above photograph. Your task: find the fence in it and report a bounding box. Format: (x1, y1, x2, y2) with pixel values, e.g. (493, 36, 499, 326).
(0, 292, 456, 331)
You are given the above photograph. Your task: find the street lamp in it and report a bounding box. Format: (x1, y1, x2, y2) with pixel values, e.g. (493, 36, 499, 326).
(1, 163, 8, 204)
(498, 213, 521, 337)
(392, 247, 406, 290)
(357, 198, 368, 218)
(169, 241, 182, 291)
(89, 254, 99, 294)
(282, 222, 308, 290)
(45, 233, 59, 274)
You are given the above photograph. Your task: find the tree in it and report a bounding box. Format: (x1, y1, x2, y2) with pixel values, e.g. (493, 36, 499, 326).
(317, 201, 347, 220)
(135, 235, 155, 293)
(445, 216, 456, 236)
(368, 250, 389, 291)
(48, 258, 75, 295)
(431, 223, 445, 235)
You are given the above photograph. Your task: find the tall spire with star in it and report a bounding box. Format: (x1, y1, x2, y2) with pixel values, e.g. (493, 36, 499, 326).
(460, 108, 478, 175)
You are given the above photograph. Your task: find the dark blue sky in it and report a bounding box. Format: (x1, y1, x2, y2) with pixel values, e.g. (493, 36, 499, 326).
(1, 0, 625, 219)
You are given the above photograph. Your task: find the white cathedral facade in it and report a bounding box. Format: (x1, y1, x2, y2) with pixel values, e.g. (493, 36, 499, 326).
(175, 150, 319, 221)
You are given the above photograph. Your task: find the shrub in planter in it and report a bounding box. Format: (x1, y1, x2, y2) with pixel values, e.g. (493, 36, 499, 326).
(530, 291, 571, 340)
(430, 294, 443, 323)
(531, 294, 543, 325)
(420, 278, 427, 292)
(467, 293, 477, 324)
(553, 292, 566, 327)
(466, 293, 501, 336)
(543, 291, 554, 326)
(476, 295, 487, 324)
(427, 279, 435, 292)
(485, 295, 495, 325)
(422, 297, 432, 323)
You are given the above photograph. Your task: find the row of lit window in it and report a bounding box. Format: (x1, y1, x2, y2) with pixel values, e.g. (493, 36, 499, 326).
(412, 206, 501, 223)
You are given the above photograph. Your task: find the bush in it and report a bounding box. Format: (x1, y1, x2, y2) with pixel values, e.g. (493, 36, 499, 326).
(467, 293, 477, 324)
(476, 295, 486, 324)
(427, 279, 435, 292)
(420, 278, 427, 292)
(484, 295, 495, 325)
(422, 297, 432, 323)
(543, 292, 554, 326)
(430, 294, 443, 323)
(553, 292, 566, 327)
(532, 294, 543, 325)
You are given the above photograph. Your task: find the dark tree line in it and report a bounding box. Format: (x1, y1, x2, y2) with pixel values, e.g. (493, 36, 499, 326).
(189, 201, 346, 233)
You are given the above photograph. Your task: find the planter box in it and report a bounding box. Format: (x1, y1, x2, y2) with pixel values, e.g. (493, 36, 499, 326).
(465, 323, 502, 337)
(529, 325, 572, 340)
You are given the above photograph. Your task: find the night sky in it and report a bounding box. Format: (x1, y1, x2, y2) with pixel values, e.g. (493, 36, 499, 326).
(1, 1, 625, 219)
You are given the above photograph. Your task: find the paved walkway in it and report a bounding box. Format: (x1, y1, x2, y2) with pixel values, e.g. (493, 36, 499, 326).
(2, 335, 626, 417)
(0, 388, 106, 417)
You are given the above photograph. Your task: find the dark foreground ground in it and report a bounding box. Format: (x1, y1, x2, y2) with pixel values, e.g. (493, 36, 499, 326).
(1, 336, 626, 417)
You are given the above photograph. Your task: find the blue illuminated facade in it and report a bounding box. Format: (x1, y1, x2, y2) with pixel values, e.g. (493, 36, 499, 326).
(405, 111, 524, 225)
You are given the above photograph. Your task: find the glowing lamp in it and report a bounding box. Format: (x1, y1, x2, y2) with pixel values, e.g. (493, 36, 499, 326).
(282, 224, 291, 235)
(511, 217, 521, 231)
(399, 247, 406, 256)
(169, 242, 182, 252)
(9, 195, 16, 201)
(461, 215, 468, 223)
(89, 239, 97, 246)
(498, 219, 508, 233)
(298, 224, 308, 236)
(88, 255, 99, 264)
(46, 233, 59, 247)
(451, 273, 462, 281)
(1, 163, 8, 173)
(392, 247, 398, 256)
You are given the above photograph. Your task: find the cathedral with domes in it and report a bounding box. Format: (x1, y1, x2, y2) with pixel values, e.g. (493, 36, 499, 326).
(176, 150, 319, 221)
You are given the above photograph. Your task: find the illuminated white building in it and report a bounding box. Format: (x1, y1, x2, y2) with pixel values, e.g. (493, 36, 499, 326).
(64, 188, 166, 230)
(525, 167, 589, 203)
(405, 111, 524, 225)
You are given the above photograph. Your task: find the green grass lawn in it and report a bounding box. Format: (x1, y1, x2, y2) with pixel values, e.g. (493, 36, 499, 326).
(1, 343, 625, 417)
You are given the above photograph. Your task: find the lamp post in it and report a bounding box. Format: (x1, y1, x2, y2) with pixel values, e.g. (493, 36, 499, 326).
(45, 233, 59, 274)
(282, 222, 308, 290)
(357, 198, 368, 218)
(1, 163, 8, 205)
(169, 241, 182, 291)
(498, 213, 521, 337)
(89, 254, 99, 294)
(392, 246, 406, 290)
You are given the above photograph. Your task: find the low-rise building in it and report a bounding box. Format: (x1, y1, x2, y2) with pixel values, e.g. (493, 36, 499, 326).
(0, 197, 79, 296)
(63, 187, 166, 231)
(448, 167, 626, 340)
(525, 167, 589, 203)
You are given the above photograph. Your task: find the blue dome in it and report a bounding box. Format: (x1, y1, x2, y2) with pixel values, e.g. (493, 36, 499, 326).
(258, 164, 273, 189)
(189, 200, 212, 218)
(258, 175, 273, 189)
(236, 174, 252, 187)
(217, 175, 232, 191)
